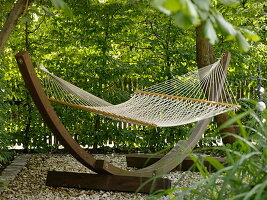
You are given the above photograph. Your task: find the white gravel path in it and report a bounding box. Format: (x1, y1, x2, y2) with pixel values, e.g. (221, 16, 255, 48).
(0, 154, 203, 199)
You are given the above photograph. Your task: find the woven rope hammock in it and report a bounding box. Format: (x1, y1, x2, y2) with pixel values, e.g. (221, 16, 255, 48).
(16, 51, 238, 192)
(38, 58, 240, 127)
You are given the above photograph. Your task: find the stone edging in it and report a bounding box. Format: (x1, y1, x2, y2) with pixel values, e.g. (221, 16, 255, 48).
(0, 154, 32, 194)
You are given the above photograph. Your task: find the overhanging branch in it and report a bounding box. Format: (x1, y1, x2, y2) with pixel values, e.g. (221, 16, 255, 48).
(0, 0, 34, 53)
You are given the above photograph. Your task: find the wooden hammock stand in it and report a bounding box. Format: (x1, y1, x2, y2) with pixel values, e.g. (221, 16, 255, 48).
(15, 51, 231, 193)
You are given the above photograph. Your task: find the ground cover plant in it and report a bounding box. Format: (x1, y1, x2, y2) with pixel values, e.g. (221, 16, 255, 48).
(182, 109, 266, 199)
(148, 102, 267, 199)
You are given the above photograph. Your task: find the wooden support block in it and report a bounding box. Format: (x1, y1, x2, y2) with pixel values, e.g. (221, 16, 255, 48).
(126, 153, 225, 172)
(46, 171, 171, 194)
(126, 154, 163, 169)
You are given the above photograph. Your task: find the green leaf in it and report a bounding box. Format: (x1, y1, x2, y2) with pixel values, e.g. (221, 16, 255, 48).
(198, 9, 209, 20)
(219, 0, 240, 6)
(243, 29, 260, 42)
(50, 0, 73, 17)
(173, 11, 193, 28)
(204, 156, 225, 170)
(35, 11, 44, 16)
(193, 0, 211, 11)
(216, 14, 236, 39)
(42, 6, 55, 16)
(164, 0, 182, 13)
(183, 0, 199, 24)
(189, 154, 210, 178)
(20, 16, 31, 23)
(152, 0, 171, 15)
(218, 110, 250, 131)
(236, 31, 250, 52)
(171, 0, 200, 28)
(51, 0, 65, 9)
(203, 19, 218, 44)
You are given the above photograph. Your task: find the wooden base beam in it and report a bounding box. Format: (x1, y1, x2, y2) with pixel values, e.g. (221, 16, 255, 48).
(46, 171, 171, 194)
(126, 154, 225, 172)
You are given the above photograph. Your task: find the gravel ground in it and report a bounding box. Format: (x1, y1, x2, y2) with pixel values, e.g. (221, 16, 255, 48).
(1, 154, 203, 200)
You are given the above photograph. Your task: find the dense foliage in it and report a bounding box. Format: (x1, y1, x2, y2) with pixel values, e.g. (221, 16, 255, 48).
(149, 105, 267, 199)
(0, 60, 14, 169)
(0, 0, 266, 154)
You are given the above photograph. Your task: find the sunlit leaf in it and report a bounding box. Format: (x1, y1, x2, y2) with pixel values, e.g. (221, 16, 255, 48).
(219, 0, 240, 6)
(243, 29, 260, 42)
(216, 14, 236, 38)
(164, 0, 182, 13)
(236, 31, 250, 52)
(152, 0, 171, 15)
(184, 0, 199, 20)
(204, 156, 225, 170)
(198, 9, 209, 20)
(193, 0, 211, 11)
(203, 19, 218, 44)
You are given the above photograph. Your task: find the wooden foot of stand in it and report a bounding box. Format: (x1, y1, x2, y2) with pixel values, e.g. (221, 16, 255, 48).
(126, 154, 226, 172)
(46, 171, 171, 193)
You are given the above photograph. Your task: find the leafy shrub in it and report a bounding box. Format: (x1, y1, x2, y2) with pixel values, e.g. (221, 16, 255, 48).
(0, 64, 15, 167)
(159, 106, 267, 200)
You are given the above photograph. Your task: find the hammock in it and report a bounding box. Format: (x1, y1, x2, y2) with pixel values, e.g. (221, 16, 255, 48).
(38, 59, 240, 127)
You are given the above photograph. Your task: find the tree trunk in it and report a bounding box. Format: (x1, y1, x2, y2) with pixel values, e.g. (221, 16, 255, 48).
(0, 0, 34, 53)
(196, 25, 239, 144)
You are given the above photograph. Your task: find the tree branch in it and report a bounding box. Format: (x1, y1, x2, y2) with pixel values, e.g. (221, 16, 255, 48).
(147, 21, 164, 43)
(28, 13, 46, 34)
(0, 0, 34, 54)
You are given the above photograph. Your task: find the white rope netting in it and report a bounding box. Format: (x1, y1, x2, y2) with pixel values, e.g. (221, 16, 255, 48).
(38, 59, 240, 127)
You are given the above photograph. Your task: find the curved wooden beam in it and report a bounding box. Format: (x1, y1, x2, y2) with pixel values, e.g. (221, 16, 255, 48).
(15, 51, 101, 173)
(15, 51, 230, 177)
